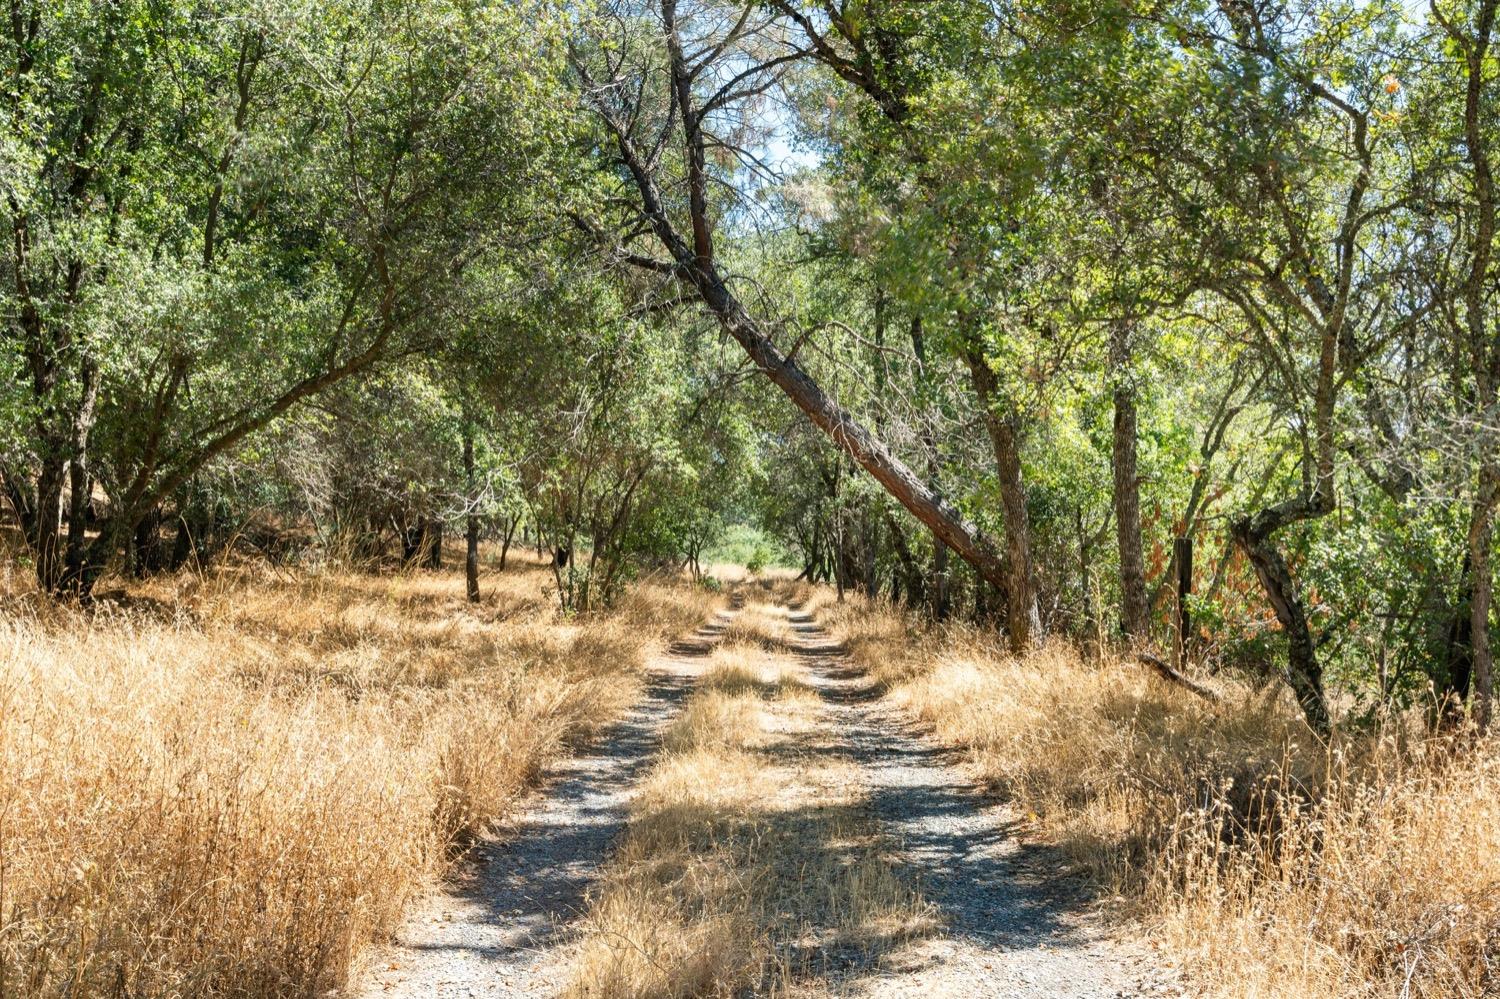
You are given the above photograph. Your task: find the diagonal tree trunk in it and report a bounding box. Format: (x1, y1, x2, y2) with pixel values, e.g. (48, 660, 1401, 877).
(582, 11, 1018, 607)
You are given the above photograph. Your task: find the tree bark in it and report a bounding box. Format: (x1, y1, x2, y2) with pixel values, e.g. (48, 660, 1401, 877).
(1110, 322, 1149, 638)
(1231, 500, 1332, 735)
(464, 431, 480, 603)
(931, 538, 951, 620)
(32, 458, 65, 593)
(964, 349, 1041, 652)
(1455, 0, 1499, 724)
(1467, 465, 1497, 724)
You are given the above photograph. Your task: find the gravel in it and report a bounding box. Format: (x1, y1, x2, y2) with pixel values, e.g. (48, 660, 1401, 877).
(783, 608, 1183, 999)
(352, 609, 734, 999)
(352, 599, 1184, 999)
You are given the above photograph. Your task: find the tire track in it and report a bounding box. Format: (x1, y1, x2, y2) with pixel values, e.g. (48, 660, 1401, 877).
(780, 604, 1181, 999)
(354, 602, 739, 999)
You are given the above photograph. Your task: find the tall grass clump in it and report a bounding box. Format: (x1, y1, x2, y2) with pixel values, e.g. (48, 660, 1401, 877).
(0, 559, 714, 999)
(817, 589, 1500, 998)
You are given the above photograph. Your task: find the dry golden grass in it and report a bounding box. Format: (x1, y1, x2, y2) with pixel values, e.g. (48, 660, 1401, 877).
(814, 590, 1500, 998)
(564, 600, 934, 999)
(0, 555, 715, 999)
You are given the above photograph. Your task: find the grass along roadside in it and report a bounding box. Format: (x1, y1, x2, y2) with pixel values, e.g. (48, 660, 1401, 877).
(564, 597, 935, 998)
(0, 557, 717, 999)
(812, 587, 1500, 999)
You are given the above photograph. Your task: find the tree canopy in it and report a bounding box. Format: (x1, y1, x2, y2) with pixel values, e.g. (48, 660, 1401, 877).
(4, 0, 1499, 732)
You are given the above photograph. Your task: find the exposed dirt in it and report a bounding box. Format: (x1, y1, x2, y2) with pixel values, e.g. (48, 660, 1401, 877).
(779, 606, 1182, 999)
(351, 596, 1183, 998)
(353, 607, 738, 998)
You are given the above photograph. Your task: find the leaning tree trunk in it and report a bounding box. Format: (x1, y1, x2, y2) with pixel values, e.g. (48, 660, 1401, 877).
(1231, 504, 1332, 736)
(464, 431, 480, 603)
(1110, 322, 1149, 638)
(596, 43, 1018, 611)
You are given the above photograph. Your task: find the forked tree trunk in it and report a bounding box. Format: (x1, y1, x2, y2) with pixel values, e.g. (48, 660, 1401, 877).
(1231, 507, 1332, 735)
(499, 515, 519, 571)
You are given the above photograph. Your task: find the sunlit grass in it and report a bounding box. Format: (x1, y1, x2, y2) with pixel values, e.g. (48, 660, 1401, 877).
(817, 589, 1500, 998)
(0, 555, 715, 998)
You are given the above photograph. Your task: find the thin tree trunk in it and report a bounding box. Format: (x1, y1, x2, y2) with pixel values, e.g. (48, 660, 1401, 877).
(60, 359, 99, 594)
(931, 538, 951, 620)
(464, 432, 480, 603)
(499, 515, 518, 571)
(883, 510, 923, 607)
(1459, 0, 1499, 724)
(1110, 322, 1148, 638)
(965, 349, 1041, 652)
(1441, 552, 1475, 724)
(1467, 465, 1498, 723)
(1077, 507, 1097, 642)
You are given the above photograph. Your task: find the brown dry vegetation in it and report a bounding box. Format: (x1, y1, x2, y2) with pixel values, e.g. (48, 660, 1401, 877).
(564, 598, 934, 998)
(0, 555, 716, 999)
(809, 587, 1500, 999)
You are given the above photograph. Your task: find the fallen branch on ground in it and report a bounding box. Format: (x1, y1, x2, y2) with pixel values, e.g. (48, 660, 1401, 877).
(1136, 652, 1222, 704)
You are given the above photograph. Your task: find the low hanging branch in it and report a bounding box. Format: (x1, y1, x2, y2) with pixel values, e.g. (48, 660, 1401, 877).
(1136, 652, 1223, 704)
